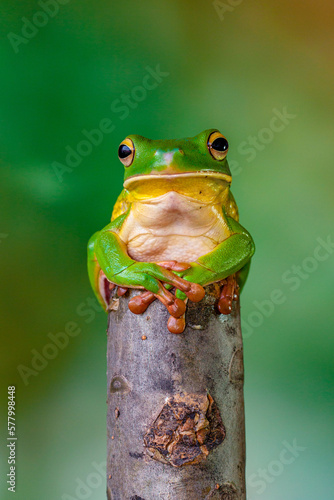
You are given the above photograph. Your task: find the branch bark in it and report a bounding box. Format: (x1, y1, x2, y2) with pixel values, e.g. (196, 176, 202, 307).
(106, 285, 246, 500)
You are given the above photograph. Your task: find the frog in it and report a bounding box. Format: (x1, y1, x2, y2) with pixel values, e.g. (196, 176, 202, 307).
(87, 129, 255, 334)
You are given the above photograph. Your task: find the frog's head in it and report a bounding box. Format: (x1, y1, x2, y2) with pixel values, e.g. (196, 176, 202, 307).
(118, 129, 232, 200)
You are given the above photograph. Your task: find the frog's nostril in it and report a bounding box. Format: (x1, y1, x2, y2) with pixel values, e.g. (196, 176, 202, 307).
(179, 149, 184, 155)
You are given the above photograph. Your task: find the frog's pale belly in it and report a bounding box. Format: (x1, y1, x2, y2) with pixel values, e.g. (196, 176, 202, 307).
(120, 191, 230, 262)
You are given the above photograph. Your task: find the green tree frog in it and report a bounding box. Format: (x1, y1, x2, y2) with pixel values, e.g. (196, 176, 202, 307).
(88, 129, 255, 333)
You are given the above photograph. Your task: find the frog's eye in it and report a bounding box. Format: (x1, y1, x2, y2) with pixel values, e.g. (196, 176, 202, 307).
(118, 138, 135, 167)
(207, 131, 229, 160)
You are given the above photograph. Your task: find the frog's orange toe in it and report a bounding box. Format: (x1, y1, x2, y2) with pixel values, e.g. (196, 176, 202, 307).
(217, 298, 233, 315)
(128, 292, 156, 314)
(167, 315, 186, 334)
(185, 283, 205, 302)
(217, 274, 239, 315)
(166, 298, 186, 318)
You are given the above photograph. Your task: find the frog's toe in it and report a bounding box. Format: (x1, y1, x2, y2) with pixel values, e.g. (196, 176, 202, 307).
(129, 285, 186, 318)
(128, 291, 156, 314)
(117, 286, 129, 297)
(167, 314, 186, 334)
(155, 286, 186, 318)
(166, 297, 186, 318)
(185, 283, 205, 302)
(217, 274, 239, 315)
(173, 277, 205, 302)
(152, 265, 203, 302)
(218, 294, 233, 315)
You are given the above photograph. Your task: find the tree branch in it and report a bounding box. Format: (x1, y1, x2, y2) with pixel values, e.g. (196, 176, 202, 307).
(106, 285, 246, 500)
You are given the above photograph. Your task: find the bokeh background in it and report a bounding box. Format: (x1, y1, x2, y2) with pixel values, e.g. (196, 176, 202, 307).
(1, 0, 333, 498)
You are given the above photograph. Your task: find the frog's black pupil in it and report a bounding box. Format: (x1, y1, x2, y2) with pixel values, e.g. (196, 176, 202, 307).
(118, 144, 132, 158)
(211, 137, 228, 152)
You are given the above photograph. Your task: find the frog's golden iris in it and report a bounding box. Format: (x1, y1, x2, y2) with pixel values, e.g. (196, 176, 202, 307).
(207, 131, 229, 160)
(118, 137, 135, 167)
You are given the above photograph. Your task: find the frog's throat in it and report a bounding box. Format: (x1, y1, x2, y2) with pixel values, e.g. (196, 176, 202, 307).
(123, 171, 232, 190)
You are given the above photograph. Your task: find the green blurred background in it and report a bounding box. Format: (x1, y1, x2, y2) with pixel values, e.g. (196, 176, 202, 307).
(1, 0, 333, 498)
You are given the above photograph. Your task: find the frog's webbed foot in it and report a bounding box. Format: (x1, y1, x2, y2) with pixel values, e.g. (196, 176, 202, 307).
(100, 261, 205, 334)
(129, 285, 186, 319)
(157, 261, 205, 303)
(217, 274, 239, 315)
(128, 260, 204, 323)
(129, 290, 188, 334)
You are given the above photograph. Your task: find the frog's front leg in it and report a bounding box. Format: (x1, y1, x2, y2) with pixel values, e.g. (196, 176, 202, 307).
(127, 261, 192, 334)
(91, 218, 205, 318)
(177, 217, 255, 313)
(88, 231, 112, 310)
(127, 261, 192, 315)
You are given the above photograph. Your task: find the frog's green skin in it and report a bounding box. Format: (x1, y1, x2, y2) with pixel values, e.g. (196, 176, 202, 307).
(88, 129, 255, 332)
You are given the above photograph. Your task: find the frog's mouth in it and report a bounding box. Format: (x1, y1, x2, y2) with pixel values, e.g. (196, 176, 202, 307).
(123, 171, 231, 202)
(124, 171, 232, 190)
